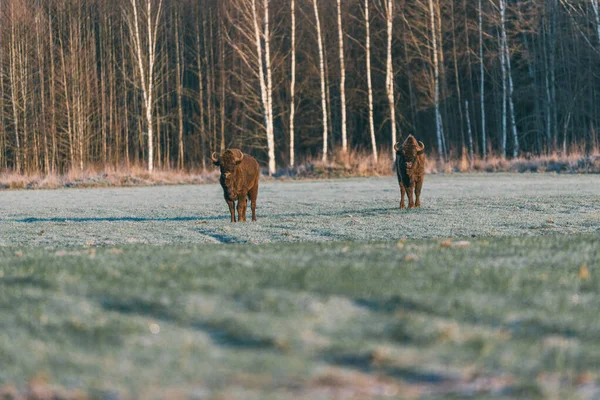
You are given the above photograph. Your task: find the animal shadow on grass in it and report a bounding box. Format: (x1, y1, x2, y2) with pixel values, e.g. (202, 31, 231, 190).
(16, 216, 220, 223)
(196, 228, 247, 244)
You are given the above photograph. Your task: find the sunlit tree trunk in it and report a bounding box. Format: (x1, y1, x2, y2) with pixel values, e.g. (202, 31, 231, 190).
(365, 0, 377, 161)
(429, 0, 444, 162)
(196, 12, 207, 171)
(479, 0, 486, 159)
(313, 0, 328, 162)
(500, 0, 518, 158)
(337, 0, 347, 153)
(263, 0, 275, 173)
(499, 30, 507, 159)
(124, 0, 164, 172)
(289, 0, 296, 166)
(385, 0, 397, 158)
(175, 10, 184, 169)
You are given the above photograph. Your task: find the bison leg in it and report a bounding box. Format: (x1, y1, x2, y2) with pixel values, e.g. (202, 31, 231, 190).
(399, 183, 406, 209)
(237, 198, 247, 222)
(249, 185, 258, 221)
(407, 184, 415, 208)
(227, 200, 236, 222)
(415, 179, 423, 207)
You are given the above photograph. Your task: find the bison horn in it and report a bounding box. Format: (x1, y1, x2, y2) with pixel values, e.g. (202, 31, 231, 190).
(394, 142, 401, 152)
(418, 141, 425, 151)
(211, 151, 220, 164)
(233, 149, 245, 164)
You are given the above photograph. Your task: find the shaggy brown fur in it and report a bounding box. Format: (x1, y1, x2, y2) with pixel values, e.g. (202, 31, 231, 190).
(394, 135, 425, 209)
(211, 149, 259, 222)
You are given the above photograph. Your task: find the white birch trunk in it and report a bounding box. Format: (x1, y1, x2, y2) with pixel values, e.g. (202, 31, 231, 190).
(501, 3, 519, 158)
(465, 100, 474, 164)
(429, 0, 444, 162)
(337, 0, 348, 152)
(543, 23, 552, 150)
(313, 0, 329, 162)
(126, 0, 163, 172)
(264, 0, 276, 174)
(196, 18, 206, 171)
(365, 0, 377, 162)
(9, 6, 21, 173)
(592, 0, 600, 43)
(251, 0, 276, 174)
(385, 0, 396, 159)
(289, 0, 296, 166)
(499, 30, 507, 159)
(479, 0, 486, 159)
(175, 12, 184, 169)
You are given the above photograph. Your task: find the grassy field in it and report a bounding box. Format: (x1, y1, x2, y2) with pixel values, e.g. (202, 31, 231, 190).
(1, 175, 600, 398)
(1, 235, 600, 399)
(1, 174, 600, 247)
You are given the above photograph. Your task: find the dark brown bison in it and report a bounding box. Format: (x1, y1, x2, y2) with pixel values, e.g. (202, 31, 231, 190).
(394, 135, 425, 209)
(211, 149, 259, 222)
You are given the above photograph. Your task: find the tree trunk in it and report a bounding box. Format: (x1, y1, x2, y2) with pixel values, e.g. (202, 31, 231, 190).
(465, 100, 474, 166)
(125, 0, 164, 172)
(365, 0, 377, 162)
(337, 0, 348, 152)
(289, 0, 296, 166)
(499, 30, 507, 159)
(385, 0, 397, 157)
(313, 0, 329, 162)
(478, 0, 486, 159)
(429, 0, 444, 162)
(175, 10, 184, 169)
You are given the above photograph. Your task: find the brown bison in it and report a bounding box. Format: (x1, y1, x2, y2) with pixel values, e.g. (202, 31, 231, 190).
(394, 135, 425, 209)
(211, 149, 259, 222)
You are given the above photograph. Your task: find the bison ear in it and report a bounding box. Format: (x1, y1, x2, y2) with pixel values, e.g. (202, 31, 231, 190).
(211, 152, 220, 166)
(393, 142, 401, 153)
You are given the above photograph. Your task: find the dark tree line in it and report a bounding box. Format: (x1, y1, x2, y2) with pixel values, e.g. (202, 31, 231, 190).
(1, 0, 600, 174)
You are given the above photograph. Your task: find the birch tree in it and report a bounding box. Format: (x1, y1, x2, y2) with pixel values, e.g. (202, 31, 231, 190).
(429, 0, 444, 162)
(263, 0, 275, 173)
(289, 0, 296, 166)
(385, 0, 397, 158)
(313, 0, 329, 162)
(123, 0, 164, 172)
(499, 30, 507, 158)
(365, 0, 378, 162)
(337, 0, 348, 152)
(479, 0, 487, 159)
(500, 0, 519, 157)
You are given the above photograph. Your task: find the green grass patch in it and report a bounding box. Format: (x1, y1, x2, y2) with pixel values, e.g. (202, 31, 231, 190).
(1, 235, 599, 398)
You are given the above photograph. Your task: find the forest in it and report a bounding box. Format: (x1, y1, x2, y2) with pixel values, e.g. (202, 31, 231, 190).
(1, 0, 600, 175)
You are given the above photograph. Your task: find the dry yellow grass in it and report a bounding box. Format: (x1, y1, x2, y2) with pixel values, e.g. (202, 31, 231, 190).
(1, 148, 599, 190)
(0, 165, 220, 190)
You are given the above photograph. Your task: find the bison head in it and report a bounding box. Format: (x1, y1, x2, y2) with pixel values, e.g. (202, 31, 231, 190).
(394, 135, 424, 170)
(211, 149, 244, 199)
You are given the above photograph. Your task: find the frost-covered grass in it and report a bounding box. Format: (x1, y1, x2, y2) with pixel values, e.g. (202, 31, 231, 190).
(0, 174, 599, 247)
(1, 174, 600, 398)
(1, 235, 600, 399)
